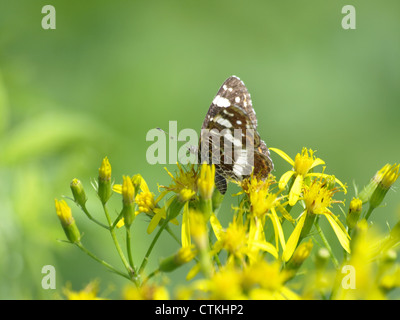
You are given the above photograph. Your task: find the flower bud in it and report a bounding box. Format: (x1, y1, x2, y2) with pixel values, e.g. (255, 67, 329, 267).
(55, 199, 81, 243)
(70, 178, 87, 208)
(166, 196, 185, 221)
(122, 176, 136, 227)
(131, 174, 142, 190)
(159, 246, 197, 273)
(286, 239, 313, 270)
(197, 163, 215, 201)
(314, 247, 330, 270)
(346, 198, 362, 229)
(98, 157, 112, 204)
(369, 164, 399, 209)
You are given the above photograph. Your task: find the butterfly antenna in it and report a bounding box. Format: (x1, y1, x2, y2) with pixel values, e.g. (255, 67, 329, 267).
(156, 127, 175, 140)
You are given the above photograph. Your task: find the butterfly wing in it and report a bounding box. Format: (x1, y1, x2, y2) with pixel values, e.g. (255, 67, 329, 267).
(199, 76, 274, 194)
(202, 76, 255, 129)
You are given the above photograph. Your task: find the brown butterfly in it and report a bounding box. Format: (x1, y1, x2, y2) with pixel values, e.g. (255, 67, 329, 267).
(198, 75, 273, 194)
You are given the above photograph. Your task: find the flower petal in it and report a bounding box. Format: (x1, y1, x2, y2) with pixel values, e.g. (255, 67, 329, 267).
(283, 212, 307, 262)
(270, 147, 294, 166)
(277, 204, 295, 224)
(279, 171, 295, 190)
(250, 240, 279, 259)
(270, 208, 286, 251)
(310, 158, 325, 169)
(210, 213, 223, 241)
(147, 211, 163, 234)
(289, 175, 303, 206)
(324, 212, 351, 253)
(181, 202, 191, 248)
(112, 184, 122, 194)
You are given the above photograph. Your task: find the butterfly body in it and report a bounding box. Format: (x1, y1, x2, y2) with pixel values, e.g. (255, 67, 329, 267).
(199, 76, 273, 194)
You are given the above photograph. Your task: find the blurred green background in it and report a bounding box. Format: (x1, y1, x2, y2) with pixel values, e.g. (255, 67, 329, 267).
(0, 0, 399, 299)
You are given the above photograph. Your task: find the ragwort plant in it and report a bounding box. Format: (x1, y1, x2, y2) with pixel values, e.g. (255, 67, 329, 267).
(55, 149, 400, 300)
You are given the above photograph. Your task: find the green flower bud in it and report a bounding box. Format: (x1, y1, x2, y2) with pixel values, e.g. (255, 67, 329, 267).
(122, 176, 136, 227)
(70, 178, 87, 208)
(346, 198, 362, 229)
(98, 157, 112, 204)
(369, 164, 399, 209)
(286, 239, 313, 270)
(55, 199, 81, 243)
(159, 247, 196, 273)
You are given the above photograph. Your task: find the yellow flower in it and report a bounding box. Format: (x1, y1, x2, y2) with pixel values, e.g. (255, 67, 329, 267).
(243, 260, 297, 299)
(333, 220, 385, 299)
(380, 163, 399, 188)
(211, 211, 278, 262)
(161, 163, 198, 200)
(197, 163, 215, 200)
(192, 265, 246, 299)
(179, 188, 196, 202)
(55, 199, 74, 226)
(98, 156, 111, 181)
(114, 175, 174, 233)
(122, 175, 135, 205)
(55, 199, 81, 243)
(191, 261, 298, 300)
(271, 147, 345, 206)
(63, 281, 102, 300)
(123, 284, 169, 300)
(243, 176, 276, 217)
(240, 176, 290, 254)
(189, 209, 208, 250)
(135, 188, 155, 213)
(283, 177, 350, 262)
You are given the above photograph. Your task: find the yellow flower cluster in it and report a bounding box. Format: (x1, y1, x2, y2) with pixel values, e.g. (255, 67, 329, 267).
(55, 152, 400, 300)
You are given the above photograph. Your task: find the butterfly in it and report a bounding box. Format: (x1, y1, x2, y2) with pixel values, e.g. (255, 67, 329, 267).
(198, 75, 274, 194)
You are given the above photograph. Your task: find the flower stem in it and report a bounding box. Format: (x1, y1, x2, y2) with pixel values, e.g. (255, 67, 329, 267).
(165, 224, 180, 245)
(75, 242, 132, 281)
(126, 227, 135, 270)
(102, 203, 134, 278)
(314, 219, 339, 269)
(143, 268, 160, 285)
(364, 205, 375, 221)
(139, 219, 169, 275)
(80, 204, 110, 230)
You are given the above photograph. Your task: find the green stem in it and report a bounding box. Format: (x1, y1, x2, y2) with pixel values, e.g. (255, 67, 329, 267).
(314, 219, 339, 269)
(139, 219, 169, 275)
(80, 204, 110, 230)
(364, 205, 374, 221)
(111, 210, 124, 230)
(75, 242, 131, 281)
(143, 268, 160, 285)
(126, 228, 135, 270)
(165, 224, 181, 245)
(102, 203, 134, 277)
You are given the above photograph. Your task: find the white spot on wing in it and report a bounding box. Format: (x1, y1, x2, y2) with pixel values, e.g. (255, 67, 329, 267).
(235, 97, 240, 103)
(224, 132, 242, 147)
(212, 95, 231, 108)
(216, 118, 232, 128)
